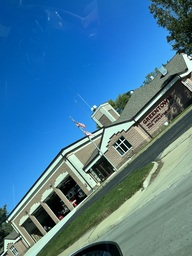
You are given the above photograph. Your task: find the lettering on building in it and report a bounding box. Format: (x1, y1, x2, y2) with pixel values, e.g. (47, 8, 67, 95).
(142, 96, 172, 129)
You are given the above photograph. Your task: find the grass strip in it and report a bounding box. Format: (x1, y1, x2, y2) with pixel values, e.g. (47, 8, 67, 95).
(37, 162, 154, 256)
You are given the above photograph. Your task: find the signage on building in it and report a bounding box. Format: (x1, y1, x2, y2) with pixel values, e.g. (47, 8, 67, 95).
(142, 95, 172, 129)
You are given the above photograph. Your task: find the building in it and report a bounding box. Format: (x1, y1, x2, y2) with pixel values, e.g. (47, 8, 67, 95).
(0, 230, 28, 256)
(3, 53, 192, 255)
(91, 102, 120, 127)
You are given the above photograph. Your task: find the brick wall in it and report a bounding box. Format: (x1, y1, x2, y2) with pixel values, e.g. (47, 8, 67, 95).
(13, 160, 91, 244)
(105, 126, 151, 169)
(75, 138, 100, 165)
(139, 82, 192, 137)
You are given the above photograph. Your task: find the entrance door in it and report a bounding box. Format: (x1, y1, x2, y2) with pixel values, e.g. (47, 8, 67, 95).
(91, 157, 114, 182)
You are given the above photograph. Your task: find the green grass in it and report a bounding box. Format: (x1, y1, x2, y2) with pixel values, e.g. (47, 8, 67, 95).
(37, 162, 154, 256)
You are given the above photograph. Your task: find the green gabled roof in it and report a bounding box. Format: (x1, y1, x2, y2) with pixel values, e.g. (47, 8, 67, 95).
(117, 53, 188, 122)
(4, 230, 20, 240)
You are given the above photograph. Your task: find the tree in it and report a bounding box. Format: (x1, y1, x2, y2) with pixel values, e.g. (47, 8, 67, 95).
(108, 91, 132, 114)
(143, 68, 159, 85)
(149, 0, 192, 54)
(0, 205, 13, 248)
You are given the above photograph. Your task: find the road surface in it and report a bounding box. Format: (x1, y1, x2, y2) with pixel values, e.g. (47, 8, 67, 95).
(95, 132, 192, 256)
(97, 171, 192, 256)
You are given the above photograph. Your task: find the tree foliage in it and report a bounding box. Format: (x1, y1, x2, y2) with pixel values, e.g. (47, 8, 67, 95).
(108, 91, 132, 114)
(143, 67, 159, 85)
(149, 0, 192, 54)
(0, 205, 13, 248)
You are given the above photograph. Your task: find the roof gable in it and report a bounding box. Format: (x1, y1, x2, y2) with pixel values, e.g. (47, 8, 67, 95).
(118, 53, 187, 122)
(4, 230, 19, 241)
(83, 120, 134, 170)
(100, 121, 134, 153)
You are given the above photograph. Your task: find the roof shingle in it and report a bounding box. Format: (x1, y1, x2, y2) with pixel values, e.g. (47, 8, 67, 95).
(117, 53, 187, 122)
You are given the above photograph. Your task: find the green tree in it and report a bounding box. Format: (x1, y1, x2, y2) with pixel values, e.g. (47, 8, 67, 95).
(0, 205, 13, 248)
(143, 68, 159, 85)
(108, 91, 131, 114)
(149, 0, 192, 54)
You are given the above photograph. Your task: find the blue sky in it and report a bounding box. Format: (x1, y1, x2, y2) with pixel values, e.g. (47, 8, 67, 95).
(0, 0, 175, 213)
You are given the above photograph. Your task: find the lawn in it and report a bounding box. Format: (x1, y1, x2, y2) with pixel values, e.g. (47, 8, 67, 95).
(37, 162, 154, 256)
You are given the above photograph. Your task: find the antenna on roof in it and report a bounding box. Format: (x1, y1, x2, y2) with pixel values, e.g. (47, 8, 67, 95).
(77, 93, 92, 110)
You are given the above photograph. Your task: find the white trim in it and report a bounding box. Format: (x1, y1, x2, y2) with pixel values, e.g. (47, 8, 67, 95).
(54, 172, 68, 187)
(7, 156, 63, 221)
(19, 215, 28, 226)
(182, 79, 192, 92)
(61, 129, 103, 155)
(11, 222, 30, 247)
(0, 251, 7, 256)
(65, 154, 97, 189)
(180, 53, 192, 78)
(4, 235, 21, 253)
(83, 122, 134, 172)
(101, 121, 134, 153)
(40, 188, 53, 203)
(8, 129, 103, 222)
(135, 75, 180, 121)
(9, 245, 19, 256)
(113, 136, 132, 156)
(29, 202, 40, 215)
(84, 154, 101, 173)
(91, 103, 120, 127)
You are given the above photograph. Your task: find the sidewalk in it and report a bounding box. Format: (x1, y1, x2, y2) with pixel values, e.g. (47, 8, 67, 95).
(59, 126, 192, 256)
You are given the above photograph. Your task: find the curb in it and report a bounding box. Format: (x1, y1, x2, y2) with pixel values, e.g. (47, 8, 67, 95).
(143, 161, 159, 189)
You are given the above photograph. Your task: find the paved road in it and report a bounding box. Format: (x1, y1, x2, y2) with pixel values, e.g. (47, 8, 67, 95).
(96, 169, 192, 256)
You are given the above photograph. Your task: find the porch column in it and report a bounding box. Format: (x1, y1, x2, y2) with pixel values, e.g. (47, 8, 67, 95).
(40, 202, 59, 224)
(19, 226, 35, 246)
(28, 214, 46, 236)
(52, 186, 74, 211)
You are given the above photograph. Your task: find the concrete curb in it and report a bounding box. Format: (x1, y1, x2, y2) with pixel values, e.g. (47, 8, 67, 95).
(142, 161, 159, 189)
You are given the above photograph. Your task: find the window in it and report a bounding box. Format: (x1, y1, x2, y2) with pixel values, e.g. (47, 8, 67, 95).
(114, 136, 132, 156)
(10, 245, 19, 256)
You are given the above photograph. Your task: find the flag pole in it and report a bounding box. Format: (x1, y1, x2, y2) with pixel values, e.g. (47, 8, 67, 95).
(87, 135, 118, 172)
(70, 117, 118, 172)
